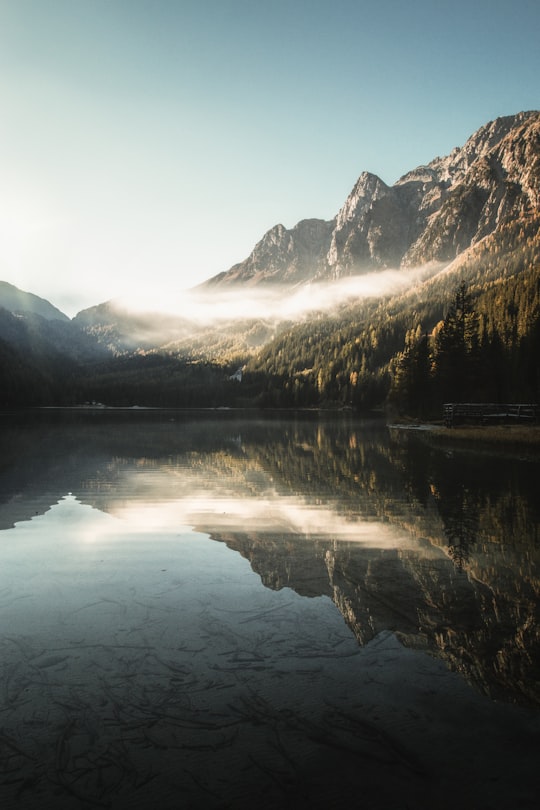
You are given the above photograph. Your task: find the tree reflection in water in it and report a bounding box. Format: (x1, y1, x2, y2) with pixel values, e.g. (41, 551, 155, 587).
(0, 410, 538, 709)
(431, 481, 479, 570)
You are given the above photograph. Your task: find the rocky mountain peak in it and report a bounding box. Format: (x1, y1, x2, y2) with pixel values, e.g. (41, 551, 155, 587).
(201, 218, 335, 288)
(334, 171, 389, 230)
(402, 111, 540, 266)
(204, 110, 539, 286)
(422, 111, 539, 186)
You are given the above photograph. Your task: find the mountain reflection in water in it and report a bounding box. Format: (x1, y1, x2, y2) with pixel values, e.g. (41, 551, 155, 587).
(0, 410, 538, 809)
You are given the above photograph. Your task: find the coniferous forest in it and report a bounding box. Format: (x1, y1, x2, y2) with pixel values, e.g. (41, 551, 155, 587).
(243, 217, 540, 416)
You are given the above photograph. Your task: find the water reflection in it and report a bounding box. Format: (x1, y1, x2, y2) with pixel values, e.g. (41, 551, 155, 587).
(0, 410, 539, 809)
(432, 479, 479, 569)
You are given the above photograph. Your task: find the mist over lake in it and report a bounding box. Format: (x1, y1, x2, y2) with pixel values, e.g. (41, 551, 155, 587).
(0, 410, 538, 809)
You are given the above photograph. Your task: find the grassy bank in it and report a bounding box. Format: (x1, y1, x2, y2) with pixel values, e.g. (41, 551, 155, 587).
(419, 422, 540, 458)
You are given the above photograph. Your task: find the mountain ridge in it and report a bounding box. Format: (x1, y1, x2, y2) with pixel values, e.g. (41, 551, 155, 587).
(202, 110, 540, 287)
(0, 280, 69, 322)
(1, 111, 537, 321)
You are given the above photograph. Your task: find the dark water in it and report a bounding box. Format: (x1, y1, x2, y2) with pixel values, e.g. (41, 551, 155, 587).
(0, 409, 539, 809)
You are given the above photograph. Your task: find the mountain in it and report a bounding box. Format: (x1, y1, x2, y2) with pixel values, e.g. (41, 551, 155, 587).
(0, 280, 70, 321)
(0, 282, 110, 364)
(73, 300, 196, 353)
(1, 111, 538, 411)
(204, 111, 539, 286)
(72, 298, 285, 359)
(0, 283, 111, 406)
(76, 110, 539, 356)
(203, 218, 335, 287)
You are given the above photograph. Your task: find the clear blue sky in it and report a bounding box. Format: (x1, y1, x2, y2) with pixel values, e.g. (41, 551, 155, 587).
(0, 0, 539, 315)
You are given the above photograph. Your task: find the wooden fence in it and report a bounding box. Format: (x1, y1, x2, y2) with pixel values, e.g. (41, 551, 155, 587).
(443, 403, 539, 427)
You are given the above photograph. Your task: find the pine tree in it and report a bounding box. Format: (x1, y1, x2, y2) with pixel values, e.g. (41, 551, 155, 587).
(433, 283, 479, 403)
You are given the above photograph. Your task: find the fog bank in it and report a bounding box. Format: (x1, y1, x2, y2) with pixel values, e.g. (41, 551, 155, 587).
(117, 266, 436, 326)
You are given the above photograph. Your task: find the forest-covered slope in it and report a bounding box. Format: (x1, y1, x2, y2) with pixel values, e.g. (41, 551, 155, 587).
(243, 214, 540, 413)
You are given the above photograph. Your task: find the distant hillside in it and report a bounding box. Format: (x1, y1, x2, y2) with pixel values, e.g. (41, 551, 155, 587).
(73, 301, 194, 353)
(0, 280, 69, 321)
(0, 285, 111, 407)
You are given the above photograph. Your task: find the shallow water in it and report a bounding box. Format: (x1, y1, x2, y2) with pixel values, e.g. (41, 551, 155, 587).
(0, 410, 539, 809)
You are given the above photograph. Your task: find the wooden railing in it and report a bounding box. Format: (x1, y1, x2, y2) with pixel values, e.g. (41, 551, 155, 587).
(443, 403, 539, 427)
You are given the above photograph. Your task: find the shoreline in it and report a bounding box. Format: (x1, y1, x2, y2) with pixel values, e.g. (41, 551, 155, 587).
(389, 421, 540, 459)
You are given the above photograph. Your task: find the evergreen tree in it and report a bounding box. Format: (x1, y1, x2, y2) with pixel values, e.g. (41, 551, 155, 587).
(433, 283, 479, 403)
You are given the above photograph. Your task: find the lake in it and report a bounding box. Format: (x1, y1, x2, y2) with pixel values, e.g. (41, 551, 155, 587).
(0, 409, 539, 809)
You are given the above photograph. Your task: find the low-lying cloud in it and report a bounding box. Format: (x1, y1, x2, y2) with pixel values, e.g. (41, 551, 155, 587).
(119, 266, 436, 326)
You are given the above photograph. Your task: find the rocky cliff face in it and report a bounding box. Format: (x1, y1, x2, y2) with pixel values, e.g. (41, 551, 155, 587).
(402, 113, 540, 265)
(204, 218, 335, 287)
(205, 111, 540, 286)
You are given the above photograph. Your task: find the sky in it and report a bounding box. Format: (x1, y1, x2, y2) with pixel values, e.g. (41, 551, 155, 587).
(0, 0, 539, 317)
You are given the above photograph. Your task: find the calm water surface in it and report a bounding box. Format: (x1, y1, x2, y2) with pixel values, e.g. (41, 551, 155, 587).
(0, 410, 539, 809)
